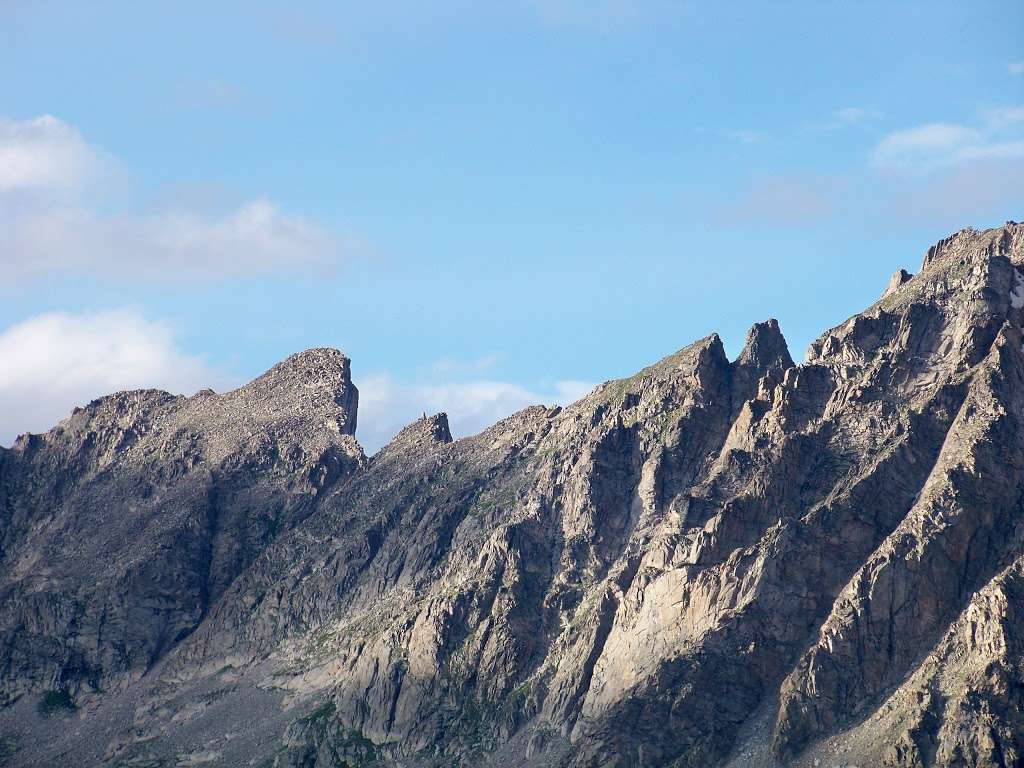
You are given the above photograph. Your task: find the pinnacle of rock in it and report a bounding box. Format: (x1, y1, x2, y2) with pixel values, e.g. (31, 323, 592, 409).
(731, 318, 793, 407)
(883, 267, 913, 298)
(380, 411, 453, 454)
(737, 318, 792, 369)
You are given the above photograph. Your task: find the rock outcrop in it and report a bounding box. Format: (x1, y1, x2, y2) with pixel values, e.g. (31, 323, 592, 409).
(0, 223, 1022, 768)
(0, 348, 362, 704)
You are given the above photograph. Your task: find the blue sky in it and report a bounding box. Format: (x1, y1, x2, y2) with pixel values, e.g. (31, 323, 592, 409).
(1, 1, 1022, 451)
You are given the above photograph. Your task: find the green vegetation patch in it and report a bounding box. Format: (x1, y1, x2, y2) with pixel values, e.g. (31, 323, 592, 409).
(37, 688, 76, 717)
(469, 487, 517, 518)
(296, 700, 385, 768)
(507, 679, 532, 706)
(0, 736, 18, 767)
(300, 698, 337, 728)
(335, 728, 381, 761)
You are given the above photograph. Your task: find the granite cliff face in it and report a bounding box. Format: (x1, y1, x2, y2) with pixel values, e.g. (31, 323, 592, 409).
(1, 224, 1023, 767)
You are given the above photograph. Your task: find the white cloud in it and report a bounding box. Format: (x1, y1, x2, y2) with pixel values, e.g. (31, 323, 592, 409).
(983, 105, 1024, 129)
(2, 198, 340, 283)
(0, 114, 111, 193)
(727, 129, 766, 145)
(955, 140, 1024, 161)
(833, 107, 881, 124)
(871, 123, 982, 167)
(816, 106, 884, 131)
(0, 309, 228, 445)
(1008, 61, 1024, 76)
(355, 374, 595, 454)
(871, 108, 1024, 170)
(0, 114, 347, 285)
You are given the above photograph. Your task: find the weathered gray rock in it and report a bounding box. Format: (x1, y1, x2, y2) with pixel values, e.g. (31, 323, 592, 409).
(1, 223, 1023, 768)
(0, 348, 362, 704)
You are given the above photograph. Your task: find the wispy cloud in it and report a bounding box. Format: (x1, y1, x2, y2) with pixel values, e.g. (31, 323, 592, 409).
(815, 106, 884, 131)
(170, 79, 256, 111)
(876, 159, 1024, 228)
(727, 129, 767, 145)
(0, 114, 351, 286)
(834, 107, 882, 124)
(2, 199, 342, 284)
(871, 123, 983, 167)
(355, 373, 594, 453)
(1008, 61, 1024, 76)
(864, 106, 1023, 225)
(429, 353, 503, 376)
(0, 308, 230, 445)
(983, 105, 1024, 129)
(713, 174, 848, 226)
(870, 107, 1024, 170)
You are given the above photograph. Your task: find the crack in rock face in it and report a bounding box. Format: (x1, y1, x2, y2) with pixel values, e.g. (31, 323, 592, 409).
(0, 221, 1023, 768)
(1011, 268, 1024, 309)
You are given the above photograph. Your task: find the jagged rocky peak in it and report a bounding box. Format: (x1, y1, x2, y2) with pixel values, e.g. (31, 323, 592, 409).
(76, 388, 180, 417)
(11, 348, 362, 459)
(883, 267, 913, 298)
(731, 318, 794, 405)
(583, 327, 796, 440)
(6, 389, 181, 471)
(24, 388, 177, 443)
(244, 346, 359, 434)
(922, 220, 1023, 269)
(379, 411, 453, 454)
(638, 332, 730, 386)
(804, 222, 1024, 374)
(583, 332, 733, 435)
(737, 318, 792, 367)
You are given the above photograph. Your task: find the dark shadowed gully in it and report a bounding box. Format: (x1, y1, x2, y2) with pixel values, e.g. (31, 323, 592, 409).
(1, 223, 1023, 767)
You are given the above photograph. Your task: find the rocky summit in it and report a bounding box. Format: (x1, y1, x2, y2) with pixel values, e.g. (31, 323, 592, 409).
(1, 223, 1024, 768)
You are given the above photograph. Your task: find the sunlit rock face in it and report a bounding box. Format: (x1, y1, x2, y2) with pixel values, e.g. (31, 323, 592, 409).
(1, 223, 1022, 768)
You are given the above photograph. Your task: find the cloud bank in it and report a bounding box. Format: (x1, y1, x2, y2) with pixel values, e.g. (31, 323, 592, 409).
(0, 309, 227, 445)
(2, 198, 339, 284)
(0, 114, 345, 285)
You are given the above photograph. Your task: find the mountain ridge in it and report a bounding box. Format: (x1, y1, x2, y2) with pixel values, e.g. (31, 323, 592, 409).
(0, 221, 1022, 768)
